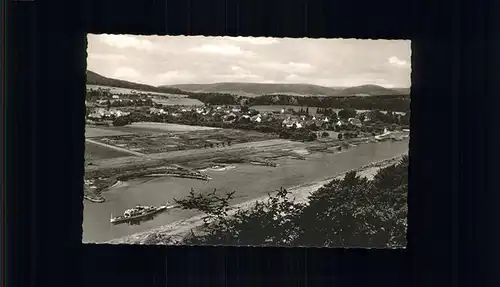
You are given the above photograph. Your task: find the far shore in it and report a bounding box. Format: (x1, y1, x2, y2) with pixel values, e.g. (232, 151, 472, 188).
(104, 154, 405, 245)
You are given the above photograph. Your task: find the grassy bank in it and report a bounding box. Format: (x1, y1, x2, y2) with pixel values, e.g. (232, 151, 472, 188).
(84, 165, 211, 203)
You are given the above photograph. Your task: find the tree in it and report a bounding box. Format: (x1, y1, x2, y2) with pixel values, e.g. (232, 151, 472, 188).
(112, 116, 131, 127)
(338, 108, 357, 120)
(106, 100, 111, 111)
(337, 133, 343, 140)
(308, 122, 319, 131)
(321, 132, 330, 138)
(329, 111, 338, 121)
(400, 112, 410, 126)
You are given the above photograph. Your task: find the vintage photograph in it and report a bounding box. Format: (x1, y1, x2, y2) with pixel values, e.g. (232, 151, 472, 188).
(83, 34, 411, 247)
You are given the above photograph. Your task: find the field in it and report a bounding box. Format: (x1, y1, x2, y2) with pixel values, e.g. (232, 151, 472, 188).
(90, 128, 279, 155)
(85, 141, 132, 161)
(87, 84, 174, 96)
(127, 122, 219, 132)
(151, 98, 204, 106)
(86, 127, 133, 138)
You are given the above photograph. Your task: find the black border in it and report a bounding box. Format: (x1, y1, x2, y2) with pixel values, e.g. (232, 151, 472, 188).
(7, 0, 498, 286)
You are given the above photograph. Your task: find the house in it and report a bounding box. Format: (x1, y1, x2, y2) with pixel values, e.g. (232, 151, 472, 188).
(88, 113, 102, 119)
(251, 114, 262, 122)
(112, 110, 130, 117)
(348, 118, 362, 127)
(112, 95, 120, 99)
(149, 108, 167, 115)
(223, 113, 237, 121)
(282, 117, 297, 128)
(305, 120, 317, 127)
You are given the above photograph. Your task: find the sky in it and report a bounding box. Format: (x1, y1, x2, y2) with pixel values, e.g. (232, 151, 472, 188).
(87, 34, 411, 88)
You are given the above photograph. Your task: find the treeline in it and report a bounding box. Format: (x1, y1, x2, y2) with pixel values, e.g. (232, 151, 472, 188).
(183, 93, 410, 112)
(184, 92, 239, 105)
(88, 83, 409, 113)
(248, 94, 410, 112)
(109, 99, 154, 107)
(145, 155, 409, 247)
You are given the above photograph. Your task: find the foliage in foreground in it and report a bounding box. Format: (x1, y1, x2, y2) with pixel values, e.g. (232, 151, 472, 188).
(145, 155, 409, 247)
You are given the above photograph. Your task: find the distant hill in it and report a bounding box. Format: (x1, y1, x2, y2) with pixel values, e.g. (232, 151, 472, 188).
(334, 84, 406, 97)
(86, 70, 184, 95)
(165, 83, 344, 97)
(87, 70, 409, 97)
(393, 87, 411, 95)
(166, 83, 408, 97)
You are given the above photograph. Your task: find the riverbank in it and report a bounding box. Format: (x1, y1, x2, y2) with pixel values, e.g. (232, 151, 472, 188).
(84, 166, 210, 203)
(86, 130, 408, 178)
(106, 154, 405, 245)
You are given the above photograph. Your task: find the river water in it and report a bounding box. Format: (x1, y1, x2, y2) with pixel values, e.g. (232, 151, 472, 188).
(82, 139, 409, 243)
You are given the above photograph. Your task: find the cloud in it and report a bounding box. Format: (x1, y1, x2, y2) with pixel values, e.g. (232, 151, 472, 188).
(87, 53, 126, 61)
(188, 44, 253, 56)
(87, 35, 411, 87)
(228, 37, 279, 45)
(113, 67, 141, 81)
(388, 56, 409, 67)
(285, 74, 306, 82)
(153, 71, 196, 85)
(212, 73, 261, 81)
(214, 65, 261, 81)
(259, 61, 315, 74)
(98, 34, 154, 51)
(231, 66, 243, 72)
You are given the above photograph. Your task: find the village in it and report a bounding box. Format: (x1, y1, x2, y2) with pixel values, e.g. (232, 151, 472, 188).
(83, 86, 410, 205)
(85, 86, 410, 144)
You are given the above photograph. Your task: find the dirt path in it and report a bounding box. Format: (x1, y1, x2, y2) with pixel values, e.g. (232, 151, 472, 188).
(85, 139, 146, 157)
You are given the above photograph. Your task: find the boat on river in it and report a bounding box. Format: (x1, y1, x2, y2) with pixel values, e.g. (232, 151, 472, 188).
(374, 128, 393, 141)
(110, 204, 169, 224)
(250, 161, 277, 167)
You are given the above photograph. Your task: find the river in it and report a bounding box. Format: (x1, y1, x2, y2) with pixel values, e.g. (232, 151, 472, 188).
(82, 139, 409, 243)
